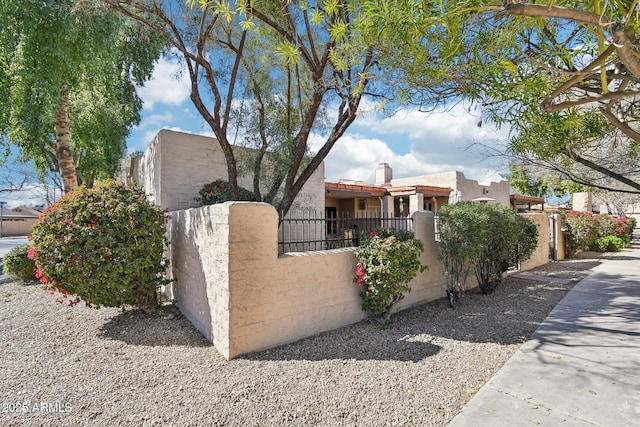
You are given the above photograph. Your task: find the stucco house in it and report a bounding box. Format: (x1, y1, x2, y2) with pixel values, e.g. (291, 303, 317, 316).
(122, 129, 325, 215)
(0, 206, 41, 237)
(120, 130, 557, 359)
(324, 163, 516, 218)
(125, 130, 538, 221)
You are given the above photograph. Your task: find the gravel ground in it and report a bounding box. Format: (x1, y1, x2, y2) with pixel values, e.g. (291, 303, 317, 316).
(0, 252, 604, 427)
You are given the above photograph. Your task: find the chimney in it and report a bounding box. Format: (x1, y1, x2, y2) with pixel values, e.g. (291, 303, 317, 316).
(375, 163, 392, 185)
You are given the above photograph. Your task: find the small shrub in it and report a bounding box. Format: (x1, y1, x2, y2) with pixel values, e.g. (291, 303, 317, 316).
(565, 211, 598, 254)
(437, 202, 538, 298)
(354, 227, 427, 323)
(614, 217, 635, 247)
(29, 181, 171, 309)
(196, 179, 255, 206)
(2, 244, 37, 282)
(593, 214, 618, 239)
(566, 212, 635, 255)
(592, 235, 624, 252)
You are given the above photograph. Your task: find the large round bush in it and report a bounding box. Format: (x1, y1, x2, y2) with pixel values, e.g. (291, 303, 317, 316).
(438, 202, 539, 297)
(29, 181, 170, 308)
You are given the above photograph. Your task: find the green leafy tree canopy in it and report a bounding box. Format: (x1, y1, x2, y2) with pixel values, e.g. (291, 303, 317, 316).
(0, 0, 165, 193)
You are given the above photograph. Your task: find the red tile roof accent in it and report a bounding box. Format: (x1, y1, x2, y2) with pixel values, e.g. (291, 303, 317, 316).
(325, 182, 388, 196)
(510, 194, 545, 203)
(325, 182, 452, 196)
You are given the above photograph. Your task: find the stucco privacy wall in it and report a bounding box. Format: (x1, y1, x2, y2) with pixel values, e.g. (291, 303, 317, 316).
(126, 129, 325, 215)
(519, 213, 550, 270)
(166, 203, 452, 360)
(550, 213, 566, 261)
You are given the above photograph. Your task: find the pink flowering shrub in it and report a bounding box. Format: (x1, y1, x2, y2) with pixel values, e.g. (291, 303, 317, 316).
(614, 216, 636, 246)
(29, 181, 171, 308)
(565, 211, 598, 254)
(354, 227, 427, 323)
(565, 211, 635, 254)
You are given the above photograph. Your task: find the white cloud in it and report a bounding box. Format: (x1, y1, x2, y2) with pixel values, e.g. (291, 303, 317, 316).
(130, 72, 512, 187)
(137, 56, 191, 110)
(139, 112, 176, 127)
(319, 104, 511, 185)
(310, 133, 396, 183)
(2, 183, 51, 209)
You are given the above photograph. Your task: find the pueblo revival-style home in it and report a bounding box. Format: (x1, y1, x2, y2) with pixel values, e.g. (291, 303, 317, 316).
(324, 162, 523, 220)
(124, 129, 541, 219)
(121, 130, 555, 359)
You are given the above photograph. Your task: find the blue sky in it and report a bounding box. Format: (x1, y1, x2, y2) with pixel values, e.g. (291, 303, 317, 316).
(2, 56, 512, 209)
(129, 56, 512, 185)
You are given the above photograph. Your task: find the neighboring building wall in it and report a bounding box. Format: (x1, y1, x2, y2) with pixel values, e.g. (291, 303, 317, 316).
(125, 129, 325, 215)
(0, 207, 40, 237)
(519, 213, 550, 270)
(572, 192, 593, 213)
(126, 130, 224, 210)
(166, 202, 548, 360)
(392, 171, 510, 207)
(1, 218, 37, 237)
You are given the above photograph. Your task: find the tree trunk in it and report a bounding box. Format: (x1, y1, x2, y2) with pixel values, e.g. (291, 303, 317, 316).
(55, 84, 78, 194)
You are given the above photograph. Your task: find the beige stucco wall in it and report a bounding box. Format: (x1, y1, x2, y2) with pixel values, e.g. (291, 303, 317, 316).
(0, 218, 36, 237)
(519, 213, 550, 270)
(167, 203, 456, 359)
(166, 203, 551, 360)
(572, 192, 593, 213)
(128, 129, 325, 215)
(392, 171, 510, 207)
(550, 213, 566, 261)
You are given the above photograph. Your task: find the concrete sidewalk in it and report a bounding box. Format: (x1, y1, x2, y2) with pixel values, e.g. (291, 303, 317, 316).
(449, 241, 640, 426)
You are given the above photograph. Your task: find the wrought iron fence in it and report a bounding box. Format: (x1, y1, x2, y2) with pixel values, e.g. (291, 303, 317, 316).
(278, 211, 413, 254)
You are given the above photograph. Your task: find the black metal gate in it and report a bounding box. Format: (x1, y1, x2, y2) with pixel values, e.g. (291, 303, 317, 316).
(549, 215, 557, 260)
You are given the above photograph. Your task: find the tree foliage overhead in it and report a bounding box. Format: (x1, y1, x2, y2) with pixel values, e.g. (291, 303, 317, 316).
(502, 160, 591, 200)
(362, 1, 640, 196)
(104, 0, 396, 219)
(0, 0, 164, 193)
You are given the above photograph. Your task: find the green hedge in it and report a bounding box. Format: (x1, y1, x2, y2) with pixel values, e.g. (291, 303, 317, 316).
(438, 202, 538, 295)
(565, 211, 634, 254)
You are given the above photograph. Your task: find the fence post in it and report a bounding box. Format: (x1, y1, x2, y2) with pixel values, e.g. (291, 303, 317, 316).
(412, 210, 435, 243)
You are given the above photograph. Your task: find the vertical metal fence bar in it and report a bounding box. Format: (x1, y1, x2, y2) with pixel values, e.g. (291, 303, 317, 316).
(278, 210, 416, 254)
